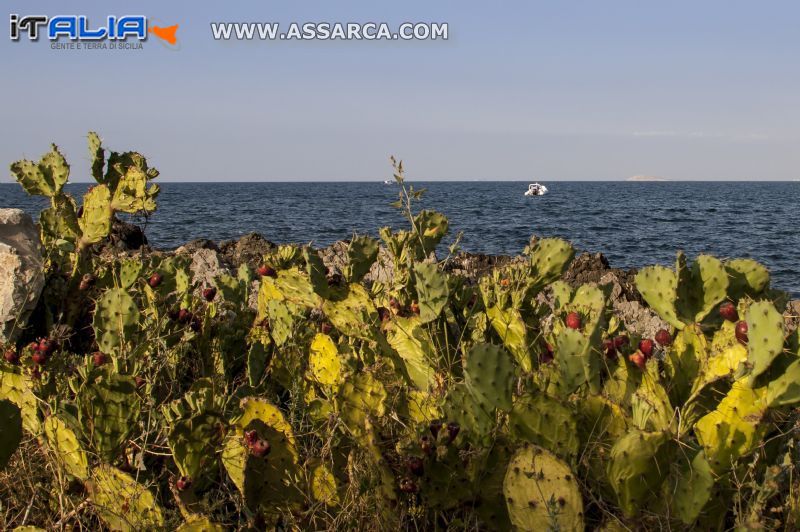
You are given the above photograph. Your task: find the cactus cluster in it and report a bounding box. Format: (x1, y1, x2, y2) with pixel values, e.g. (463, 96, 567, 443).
(1, 143, 798, 530)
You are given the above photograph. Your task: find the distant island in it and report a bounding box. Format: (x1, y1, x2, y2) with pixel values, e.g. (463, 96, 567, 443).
(626, 175, 668, 182)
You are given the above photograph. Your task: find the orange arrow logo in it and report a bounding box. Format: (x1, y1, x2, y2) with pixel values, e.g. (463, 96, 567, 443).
(149, 24, 178, 45)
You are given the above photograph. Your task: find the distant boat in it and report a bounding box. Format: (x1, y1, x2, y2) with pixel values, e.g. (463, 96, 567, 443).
(524, 183, 548, 196)
(383, 179, 395, 185)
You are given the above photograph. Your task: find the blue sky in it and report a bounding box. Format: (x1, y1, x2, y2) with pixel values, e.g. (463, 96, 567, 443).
(1, 0, 798, 182)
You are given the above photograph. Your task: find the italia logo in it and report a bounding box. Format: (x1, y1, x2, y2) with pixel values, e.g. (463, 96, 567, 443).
(9, 14, 178, 46)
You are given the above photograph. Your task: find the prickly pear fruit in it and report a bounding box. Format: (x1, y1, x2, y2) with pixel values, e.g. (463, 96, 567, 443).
(406, 456, 424, 476)
(92, 352, 108, 366)
(628, 351, 646, 370)
(565, 312, 582, 330)
(735, 321, 748, 345)
(446, 422, 460, 443)
(178, 309, 192, 323)
(176, 476, 192, 491)
(321, 322, 333, 334)
(249, 438, 271, 458)
(38, 338, 56, 355)
(257, 264, 277, 278)
(148, 272, 163, 288)
(655, 329, 672, 346)
(409, 301, 421, 315)
(639, 339, 654, 358)
(32, 351, 48, 365)
(719, 301, 738, 322)
(3, 349, 19, 364)
(429, 420, 442, 438)
(79, 273, 96, 290)
(603, 339, 617, 359)
(614, 335, 629, 349)
(202, 287, 217, 301)
(420, 435, 434, 456)
(399, 478, 418, 493)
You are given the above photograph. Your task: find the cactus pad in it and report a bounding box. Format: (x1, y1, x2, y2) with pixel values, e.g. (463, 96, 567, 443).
(92, 287, 139, 355)
(88, 464, 165, 531)
(503, 444, 584, 531)
(322, 284, 379, 340)
(464, 343, 515, 411)
(413, 262, 449, 323)
(527, 237, 575, 289)
(0, 399, 22, 470)
(345, 235, 379, 283)
(509, 393, 579, 461)
(607, 429, 673, 516)
(10, 143, 70, 197)
(44, 415, 89, 480)
(386, 316, 437, 391)
(635, 265, 682, 329)
(725, 258, 770, 299)
(745, 300, 785, 383)
(307, 333, 342, 388)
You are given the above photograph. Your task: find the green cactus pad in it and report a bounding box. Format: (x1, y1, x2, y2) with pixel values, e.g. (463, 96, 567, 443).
(443, 384, 494, 442)
(77, 184, 112, 248)
(414, 210, 449, 256)
(635, 265, 682, 329)
(503, 444, 584, 531)
(555, 328, 596, 395)
(674, 253, 729, 324)
(88, 464, 164, 531)
(88, 131, 105, 182)
(745, 300, 785, 383)
(695, 381, 767, 472)
(77, 373, 140, 461)
(310, 462, 340, 507)
(176, 518, 226, 532)
(118, 258, 143, 289)
(413, 262, 449, 323)
(0, 399, 22, 470)
(10, 143, 70, 197)
(669, 450, 715, 525)
(528, 237, 575, 289)
(607, 429, 673, 516)
(44, 415, 89, 480)
(766, 358, 800, 407)
(725, 258, 770, 299)
(109, 166, 159, 214)
(307, 333, 342, 388)
(386, 316, 437, 391)
(509, 393, 579, 461)
(303, 246, 332, 299)
(336, 372, 387, 439)
(92, 287, 139, 355)
(345, 235, 379, 283)
(322, 284, 379, 340)
(485, 305, 531, 372)
(464, 343, 515, 411)
(0, 369, 40, 434)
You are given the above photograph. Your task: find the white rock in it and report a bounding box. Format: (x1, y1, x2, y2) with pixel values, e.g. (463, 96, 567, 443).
(0, 209, 45, 344)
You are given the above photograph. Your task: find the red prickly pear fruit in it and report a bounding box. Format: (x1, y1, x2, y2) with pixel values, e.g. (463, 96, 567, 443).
(32, 351, 48, 365)
(565, 312, 582, 330)
(540, 342, 554, 364)
(719, 301, 739, 322)
(735, 321, 749, 345)
(244, 430, 259, 445)
(655, 329, 672, 346)
(31, 367, 41, 380)
(500, 278, 510, 287)
(257, 265, 277, 278)
(321, 322, 333, 335)
(388, 298, 401, 313)
(399, 478, 419, 494)
(638, 339, 654, 358)
(377, 307, 390, 322)
(148, 272, 163, 288)
(135, 376, 146, 389)
(420, 435, 434, 456)
(92, 351, 108, 366)
(406, 456, 425, 476)
(628, 351, 647, 370)
(202, 287, 217, 302)
(38, 338, 56, 355)
(409, 302, 421, 315)
(4, 349, 19, 364)
(177, 309, 192, 323)
(602, 339, 617, 359)
(28, 342, 40, 352)
(175, 476, 192, 491)
(429, 420, 442, 438)
(79, 273, 96, 291)
(613, 335, 629, 349)
(249, 438, 271, 458)
(190, 316, 202, 333)
(445, 421, 460, 443)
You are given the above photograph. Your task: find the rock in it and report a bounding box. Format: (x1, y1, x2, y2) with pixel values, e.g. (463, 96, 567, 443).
(0, 209, 45, 344)
(785, 300, 800, 334)
(109, 218, 148, 250)
(188, 248, 227, 289)
(444, 252, 517, 281)
(218, 233, 275, 270)
(175, 238, 219, 255)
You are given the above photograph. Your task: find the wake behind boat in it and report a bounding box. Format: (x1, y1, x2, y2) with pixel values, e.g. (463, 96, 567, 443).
(524, 182, 548, 196)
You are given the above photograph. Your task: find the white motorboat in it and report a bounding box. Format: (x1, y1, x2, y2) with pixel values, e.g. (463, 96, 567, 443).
(383, 179, 395, 185)
(524, 183, 548, 196)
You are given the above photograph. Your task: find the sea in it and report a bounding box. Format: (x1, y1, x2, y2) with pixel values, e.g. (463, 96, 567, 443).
(2, 181, 798, 296)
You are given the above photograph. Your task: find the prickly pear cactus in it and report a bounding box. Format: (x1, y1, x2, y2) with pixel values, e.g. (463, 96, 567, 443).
(527, 237, 575, 289)
(554, 328, 597, 395)
(77, 373, 140, 461)
(322, 284, 379, 340)
(344, 235, 379, 283)
(745, 300, 785, 383)
(222, 398, 304, 510)
(444, 384, 494, 442)
(669, 450, 716, 524)
(0, 399, 22, 470)
(310, 462, 340, 507)
(414, 210, 449, 257)
(385, 316, 437, 391)
(413, 262, 449, 323)
(725, 258, 770, 299)
(118, 258, 143, 289)
(695, 381, 767, 473)
(9, 143, 70, 197)
(607, 429, 673, 516)
(92, 287, 139, 355)
(503, 444, 584, 531)
(485, 305, 530, 372)
(509, 393, 579, 461)
(77, 184, 112, 248)
(766, 358, 800, 407)
(307, 333, 342, 389)
(88, 464, 165, 531)
(0, 368, 40, 433)
(44, 415, 89, 480)
(464, 343, 515, 411)
(337, 372, 387, 440)
(176, 518, 226, 532)
(635, 265, 682, 329)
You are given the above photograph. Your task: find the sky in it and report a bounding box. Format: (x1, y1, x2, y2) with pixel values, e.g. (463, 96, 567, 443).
(1, 0, 799, 182)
